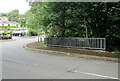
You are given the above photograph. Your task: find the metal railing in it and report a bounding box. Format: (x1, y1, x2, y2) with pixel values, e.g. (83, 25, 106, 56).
(44, 37, 106, 50)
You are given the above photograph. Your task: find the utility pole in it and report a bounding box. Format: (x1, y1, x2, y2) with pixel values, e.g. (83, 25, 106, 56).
(84, 19, 88, 38)
(37, 8, 40, 42)
(37, 2, 42, 42)
(85, 25, 88, 38)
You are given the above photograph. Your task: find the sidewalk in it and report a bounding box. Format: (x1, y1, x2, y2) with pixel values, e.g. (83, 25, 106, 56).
(24, 42, 120, 62)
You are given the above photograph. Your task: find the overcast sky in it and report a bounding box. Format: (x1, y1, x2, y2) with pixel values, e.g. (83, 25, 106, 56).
(0, 0, 30, 14)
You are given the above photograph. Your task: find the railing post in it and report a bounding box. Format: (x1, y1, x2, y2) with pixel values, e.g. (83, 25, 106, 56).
(104, 38, 106, 50)
(100, 39, 103, 49)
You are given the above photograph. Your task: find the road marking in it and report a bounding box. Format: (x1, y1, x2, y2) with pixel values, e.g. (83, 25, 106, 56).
(79, 71, 119, 80)
(67, 69, 119, 79)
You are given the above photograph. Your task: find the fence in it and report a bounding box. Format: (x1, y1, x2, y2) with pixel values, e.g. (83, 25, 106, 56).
(44, 37, 106, 50)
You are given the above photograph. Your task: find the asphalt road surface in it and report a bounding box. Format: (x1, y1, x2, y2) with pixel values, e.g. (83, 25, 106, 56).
(1, 37, 119, 79)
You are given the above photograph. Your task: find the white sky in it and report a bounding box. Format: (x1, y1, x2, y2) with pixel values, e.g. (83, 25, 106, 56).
(0, 0, 30, 14)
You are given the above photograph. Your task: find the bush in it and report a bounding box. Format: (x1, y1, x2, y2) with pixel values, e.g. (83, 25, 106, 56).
(28, 29, 38, 36)
(112, 51, 120, 53)
(2, 31, 11, 35)
(40, 32, 45, 35)
(2, 36, 12, 39)
(39, 42, 45, 47)
(0, 31, 12, 40)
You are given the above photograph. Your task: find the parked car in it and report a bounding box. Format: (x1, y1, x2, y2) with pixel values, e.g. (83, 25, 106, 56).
(12, 31, 25, 36)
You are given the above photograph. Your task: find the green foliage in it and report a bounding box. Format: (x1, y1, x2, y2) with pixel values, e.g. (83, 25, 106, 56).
(24, 10, 37, 29)
(40, 32, 45, 35)
(39, 42, 45, 47)
(1, 31, 12, 39)
(1, 36, 12, 39)
(8, 9, 19, 22)
(2, 31, 11, 35)
(29, 2, 120, 51)
(112, 51, 120, 53)
(18, 14, 26, 27)
(28, 29, 38, 36)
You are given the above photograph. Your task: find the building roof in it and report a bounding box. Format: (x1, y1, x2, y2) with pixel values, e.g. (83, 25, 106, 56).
(0, 17, 8, 21)
(0, 17, 19, 24)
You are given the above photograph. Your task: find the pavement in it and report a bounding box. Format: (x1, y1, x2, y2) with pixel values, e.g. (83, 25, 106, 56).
(25, 42, 120, 62)
(1, 36, 119, 79)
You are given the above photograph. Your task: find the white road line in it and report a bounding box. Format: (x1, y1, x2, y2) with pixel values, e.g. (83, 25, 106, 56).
(79, 71, 119, 80)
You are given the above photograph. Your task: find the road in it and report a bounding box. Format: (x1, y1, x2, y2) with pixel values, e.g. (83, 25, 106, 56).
(1, 37, 119, 79)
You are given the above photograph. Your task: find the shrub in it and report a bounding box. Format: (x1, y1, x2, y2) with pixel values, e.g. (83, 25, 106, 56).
(1, 36, 12, 39)
(0, 31, 12, 40)
(2, 31, 11, 35)
(112, 51, 120, 53)
(39, 42, 45, 47)
(40, 32, 45, 35)
(28, 29, 38, 36)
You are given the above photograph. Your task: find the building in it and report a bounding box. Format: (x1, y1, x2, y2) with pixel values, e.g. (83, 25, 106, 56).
(0, 17, 8, 21)
(0, 17, 20, 30)
(0, 21, 20, 29)
(0, 17, 28, 35)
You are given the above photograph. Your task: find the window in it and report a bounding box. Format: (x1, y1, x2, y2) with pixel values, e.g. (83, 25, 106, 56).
(8, 24, 10, 26)
(2, 24, 4, 26)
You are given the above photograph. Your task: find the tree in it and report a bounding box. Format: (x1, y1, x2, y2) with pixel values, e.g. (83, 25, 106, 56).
(8, 9, 19, 22)
(30, 2, 88, 37)
(18, 14, 26, 27)
(86, 2, 120, 51)
(24, 10, 36, 29)
(29, 2, 120, 51)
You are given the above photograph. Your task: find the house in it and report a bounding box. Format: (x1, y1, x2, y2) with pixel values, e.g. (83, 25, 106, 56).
(0, 21, 20, 27)
(0, 17, 8, 21)
(0, 17, 20, 30)
(0, 17, 28, 35)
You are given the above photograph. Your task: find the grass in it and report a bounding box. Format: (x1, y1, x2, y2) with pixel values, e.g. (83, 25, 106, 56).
(112, 51, 120, 53)
(0, 26, 18, 27)
(39, 42, 45, 47)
